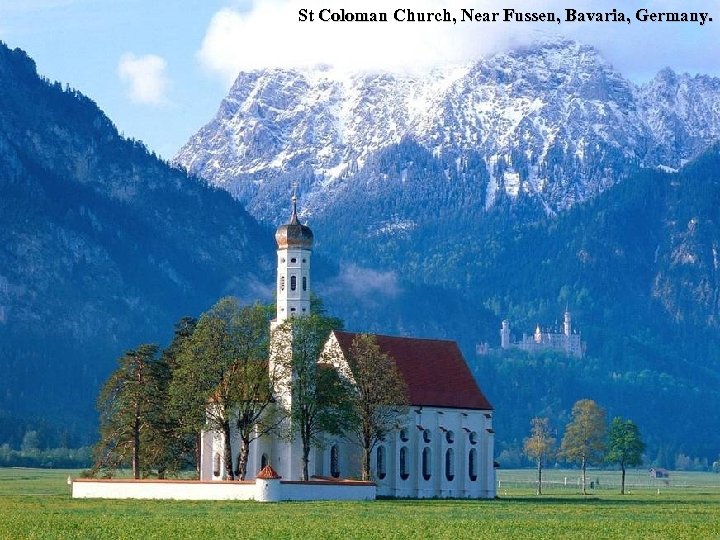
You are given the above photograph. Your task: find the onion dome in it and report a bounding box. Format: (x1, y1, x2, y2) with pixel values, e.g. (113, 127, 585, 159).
(275, 195, 313, 249)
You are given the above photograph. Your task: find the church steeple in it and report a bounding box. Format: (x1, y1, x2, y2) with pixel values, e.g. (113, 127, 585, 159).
(274, 192, 313, 323)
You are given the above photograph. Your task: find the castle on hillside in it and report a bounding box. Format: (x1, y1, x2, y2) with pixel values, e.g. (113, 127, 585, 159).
(501, 311, 585, 358)
(477, 310, 585, 358)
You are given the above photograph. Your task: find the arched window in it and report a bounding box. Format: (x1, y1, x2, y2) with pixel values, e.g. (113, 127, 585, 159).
(423, 429, 432, 443)
(290, 275, 297, 291)
(422, 447, 432, 480)
(399, 429, 409, 442)
(469, 448, 478, 481)
(280, 275, 285, 291)
(290, 258, 297, 263)
(399, 447, 409, 480)
(445, 430, 455, 444)
(469, 431, 478, 445)
(261, 453, 268, 470)
(213, 452, 221, 477)
(302, 276, 307, 291)
(330, 445, 340, 478)
(376, 446, 386, 480)
(445, 448, 455, 481)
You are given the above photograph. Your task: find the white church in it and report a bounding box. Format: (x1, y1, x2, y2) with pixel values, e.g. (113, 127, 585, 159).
(198, 197, 496, 498)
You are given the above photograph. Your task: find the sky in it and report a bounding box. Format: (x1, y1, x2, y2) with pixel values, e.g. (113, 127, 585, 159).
(0, 0, 718, 159)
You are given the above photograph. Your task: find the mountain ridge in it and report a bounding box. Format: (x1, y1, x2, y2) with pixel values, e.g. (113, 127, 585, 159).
(175, 39, 720, 224)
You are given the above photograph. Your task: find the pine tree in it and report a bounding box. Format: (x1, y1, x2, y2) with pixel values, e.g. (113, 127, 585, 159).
(93, 344, 164, 479)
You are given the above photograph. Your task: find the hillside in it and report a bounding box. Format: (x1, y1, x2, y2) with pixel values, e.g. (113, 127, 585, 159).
(2, 39, 720, 464)
(0, 43, 273, 446)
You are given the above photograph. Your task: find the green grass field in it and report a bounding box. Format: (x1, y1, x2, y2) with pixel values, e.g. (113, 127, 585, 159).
(1, 468, 719, 539)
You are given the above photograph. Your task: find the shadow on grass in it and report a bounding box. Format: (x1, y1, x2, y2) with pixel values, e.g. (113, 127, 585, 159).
(497, 495, 713, 506)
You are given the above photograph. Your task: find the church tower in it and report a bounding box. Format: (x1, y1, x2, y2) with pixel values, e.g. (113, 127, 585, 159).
(273, 194, 313, 325)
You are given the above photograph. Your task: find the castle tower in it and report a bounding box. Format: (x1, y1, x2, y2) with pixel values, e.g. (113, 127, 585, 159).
(563, 310, 571, 337)
(534, 324, 542, 344)
(500, 320, 510, 349)
(273, 194, 313, 325)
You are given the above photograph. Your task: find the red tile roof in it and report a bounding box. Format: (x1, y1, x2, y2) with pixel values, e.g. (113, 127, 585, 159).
(257, 465, 281, 479)
(332, 331, 493, 411)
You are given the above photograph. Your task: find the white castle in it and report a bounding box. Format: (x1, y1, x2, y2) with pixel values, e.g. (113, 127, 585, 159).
(197, 196, 496, 498)
(498, 310, 585, 358)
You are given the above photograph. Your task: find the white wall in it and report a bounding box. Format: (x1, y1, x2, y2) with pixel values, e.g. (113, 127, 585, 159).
(73, 479, 256, 500)
(322, 406, 496, 499)
(71, 479, 375, 502)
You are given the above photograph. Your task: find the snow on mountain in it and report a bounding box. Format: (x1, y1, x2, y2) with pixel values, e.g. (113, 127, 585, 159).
(175, 39, 720, 224)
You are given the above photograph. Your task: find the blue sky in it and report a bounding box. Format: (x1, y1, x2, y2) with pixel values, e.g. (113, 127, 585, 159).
(0, 0, 717, 159)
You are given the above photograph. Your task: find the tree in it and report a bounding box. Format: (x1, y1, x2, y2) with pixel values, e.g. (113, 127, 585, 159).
(560, 399, 607, 495)
(226, 304, 278, 481)
(169, 298, 274, 480)
(148, 317, 197, 478)
(523, 417, 556, 495)
(94, 344, 164, 479)
(275, 313, 353, 481)
(606, 417, 645, 494)
(343, 334, 408, 481)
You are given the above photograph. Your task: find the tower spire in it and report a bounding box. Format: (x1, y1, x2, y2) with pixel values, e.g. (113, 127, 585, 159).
(290, 182, 299, 224)
(274, 184, 313, 324)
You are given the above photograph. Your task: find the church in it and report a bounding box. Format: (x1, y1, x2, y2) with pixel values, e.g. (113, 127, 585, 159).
(199, 197, 496, 498)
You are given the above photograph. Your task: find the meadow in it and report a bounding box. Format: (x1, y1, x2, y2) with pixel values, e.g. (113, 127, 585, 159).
(1, 467, 719, 539)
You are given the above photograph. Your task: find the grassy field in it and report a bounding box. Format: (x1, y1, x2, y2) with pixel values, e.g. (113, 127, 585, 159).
(1, 468, 719, 539)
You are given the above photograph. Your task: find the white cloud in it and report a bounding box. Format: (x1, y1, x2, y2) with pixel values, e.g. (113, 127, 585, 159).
(117, 53, 170, 105)
(320, 264, 401, 304)
(197, 0, 720, 85)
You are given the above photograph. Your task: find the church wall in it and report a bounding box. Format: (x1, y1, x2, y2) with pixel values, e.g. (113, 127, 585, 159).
(320, 406, 495, 499)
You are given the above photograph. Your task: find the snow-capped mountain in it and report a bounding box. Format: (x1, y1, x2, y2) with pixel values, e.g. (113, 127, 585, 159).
(175, 39, 720, 223)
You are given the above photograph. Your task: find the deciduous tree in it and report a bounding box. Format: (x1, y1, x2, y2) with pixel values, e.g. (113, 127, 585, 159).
(560, 399, 607, 495)
(275, 313, 353, 481)
(606, 417, 645, 494)
(343, 334, 408, 481)
(169, 298, 274, 480)
(523, 416, 556, 495)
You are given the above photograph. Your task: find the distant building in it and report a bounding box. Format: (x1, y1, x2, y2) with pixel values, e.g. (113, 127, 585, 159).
(496, 310, 585, 358)
(649, 468, 670, 479)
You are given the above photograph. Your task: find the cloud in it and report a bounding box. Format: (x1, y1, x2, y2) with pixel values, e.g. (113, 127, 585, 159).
(117, 53, 170, 105)
(197, 0, 719, 84)
(320, 264, 401, 305)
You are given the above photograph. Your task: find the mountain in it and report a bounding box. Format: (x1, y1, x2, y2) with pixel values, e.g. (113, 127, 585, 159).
(0, 43, 274, 446)
(174, 39, 720, 463)
(469, 149, 720, 462)
(3, 39, 720, 464)
(175, 39, 720, 224)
